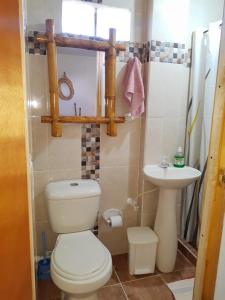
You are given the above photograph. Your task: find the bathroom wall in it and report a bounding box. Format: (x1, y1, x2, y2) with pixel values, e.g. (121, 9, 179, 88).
(27, 0, 224, 257)
(138, 0, 224, 232)
(27, 0, 147, 256)
(138, 0, 189, 231)
(151, 0, 224, 47)
(30, 59, 142, 256)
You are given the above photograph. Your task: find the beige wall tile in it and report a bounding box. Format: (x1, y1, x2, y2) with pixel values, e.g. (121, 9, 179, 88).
(137, 117, 146, 225)
(28, 55, 49, 117)
(142, 187, 159, 215)
(99, 165, 139, 212)
(34, 171, 49, 223)
(28, 164, 38, 256)
(32, 117, 49, 171)
(48, 168, 81, 181)
(144, 117, 164, 165)
(35, 221, 58, 256)
(140, 212, 156, 228)
(147, 63, 189, 119)
(48, 124, 81, 170)
(124, 207, 139, 228)
(98, 218, 129, 255)
(99, 228, 128, 255)
(100, 120, 141, 167)
(98, 164, 140, 254)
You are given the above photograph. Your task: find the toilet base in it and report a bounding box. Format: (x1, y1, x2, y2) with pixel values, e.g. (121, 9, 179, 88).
(62, 291, 98, 300)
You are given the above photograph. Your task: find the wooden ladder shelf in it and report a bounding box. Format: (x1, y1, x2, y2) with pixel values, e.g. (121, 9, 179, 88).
(38, 19, 126, 137)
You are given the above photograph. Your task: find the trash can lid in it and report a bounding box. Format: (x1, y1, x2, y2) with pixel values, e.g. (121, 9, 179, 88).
(127, 227, 158, 244)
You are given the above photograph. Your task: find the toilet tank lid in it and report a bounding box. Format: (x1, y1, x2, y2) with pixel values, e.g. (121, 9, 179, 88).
(45, 179, 101, 200)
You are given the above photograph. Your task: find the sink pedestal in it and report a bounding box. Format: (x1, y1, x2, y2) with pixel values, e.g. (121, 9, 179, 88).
(143, 165, 201, 273)
(154, 188, 179, 273)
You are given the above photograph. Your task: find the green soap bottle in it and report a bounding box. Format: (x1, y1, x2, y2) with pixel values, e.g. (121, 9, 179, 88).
(173, 146, 185, 168)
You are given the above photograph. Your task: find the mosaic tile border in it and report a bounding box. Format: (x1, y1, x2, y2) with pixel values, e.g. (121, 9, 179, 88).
(27, 31, 46, 55)
(150, 40, 185, 64)
(27, 31, 148, 63)
(117, 41, 149, 64)
(81, 124, 100, 180)
(27, 31, 191, 66)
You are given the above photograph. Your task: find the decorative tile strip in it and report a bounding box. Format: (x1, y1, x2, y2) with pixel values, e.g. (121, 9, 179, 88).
(117, 41, 149, 64)
(81, 124, 100, 180)
(27, 31, 46, 55)
(27, 31, 191, 66)
(27, 31, 148, 63)
(150, 40, 185, 64)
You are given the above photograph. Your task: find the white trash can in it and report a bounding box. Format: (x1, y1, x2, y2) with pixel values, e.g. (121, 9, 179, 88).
(127, 226, 158, 275)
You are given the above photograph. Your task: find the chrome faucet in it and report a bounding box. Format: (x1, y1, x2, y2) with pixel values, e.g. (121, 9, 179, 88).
(159, 156, 170, 168)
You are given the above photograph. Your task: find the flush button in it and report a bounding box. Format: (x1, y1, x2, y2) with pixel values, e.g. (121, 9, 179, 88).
(70, 182, 79, 187)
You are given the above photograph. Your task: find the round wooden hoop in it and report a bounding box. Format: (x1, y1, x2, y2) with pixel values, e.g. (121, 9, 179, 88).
(58, 72, 74, 101)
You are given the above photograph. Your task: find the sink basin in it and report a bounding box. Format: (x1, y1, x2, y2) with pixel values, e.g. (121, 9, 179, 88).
(143, 164, 201, 273)
(143, 165, 201, 189)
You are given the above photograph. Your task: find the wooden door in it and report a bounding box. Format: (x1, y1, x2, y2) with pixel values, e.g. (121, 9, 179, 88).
(193, 4, 225, 299)
(0, 0, 34, 298)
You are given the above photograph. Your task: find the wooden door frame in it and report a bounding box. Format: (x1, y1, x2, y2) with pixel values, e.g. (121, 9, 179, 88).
(0, 0, 35, 298)
(194, 2, 225, 299)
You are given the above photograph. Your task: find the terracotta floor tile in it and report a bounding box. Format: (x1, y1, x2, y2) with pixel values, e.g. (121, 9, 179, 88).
(47, 279, 61, 300)
(97, 284, 127, 299)
(123, 276, 174, 300)
(37, 280, 48, 300)
(104, 268, 119, 286)
(38, 252, 194, 299)
(113, 253, 158, 283)
(178, 239, 197, 265)
(37, 279, 61, 300)
(174, 251, 193, 271)
(160, 267, 196, 284)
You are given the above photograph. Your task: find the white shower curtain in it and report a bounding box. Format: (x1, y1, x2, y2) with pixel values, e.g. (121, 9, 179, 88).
(182, 21, 221, 243)
(200, 21, 221, 170)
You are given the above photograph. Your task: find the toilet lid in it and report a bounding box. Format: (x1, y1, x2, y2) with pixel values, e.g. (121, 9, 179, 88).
(52, 231, 109, 279)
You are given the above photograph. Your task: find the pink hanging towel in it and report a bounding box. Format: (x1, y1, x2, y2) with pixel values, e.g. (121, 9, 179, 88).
(123, 57, 145, 118)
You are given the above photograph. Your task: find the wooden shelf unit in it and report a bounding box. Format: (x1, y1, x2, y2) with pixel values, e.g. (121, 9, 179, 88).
(38, 19, 126, 137)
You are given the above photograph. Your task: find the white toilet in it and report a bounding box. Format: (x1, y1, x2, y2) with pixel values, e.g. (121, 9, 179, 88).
(45, 179, 112, 300)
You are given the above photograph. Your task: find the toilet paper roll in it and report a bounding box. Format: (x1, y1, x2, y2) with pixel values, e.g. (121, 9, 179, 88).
(109, 215, 123, 228)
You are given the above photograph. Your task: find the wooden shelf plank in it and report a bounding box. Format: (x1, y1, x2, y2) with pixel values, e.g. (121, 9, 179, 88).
(36, 34, 126, 52)
(41, 116, 125, 124)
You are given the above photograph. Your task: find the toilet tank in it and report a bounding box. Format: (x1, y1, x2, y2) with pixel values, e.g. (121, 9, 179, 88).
(45, 179, 101, 233)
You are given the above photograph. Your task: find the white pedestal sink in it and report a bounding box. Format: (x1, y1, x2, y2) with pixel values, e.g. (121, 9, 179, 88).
(143, 165, 201, 273)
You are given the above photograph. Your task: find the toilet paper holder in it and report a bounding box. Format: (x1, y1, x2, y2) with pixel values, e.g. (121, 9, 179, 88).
(102, 208, 123, 226)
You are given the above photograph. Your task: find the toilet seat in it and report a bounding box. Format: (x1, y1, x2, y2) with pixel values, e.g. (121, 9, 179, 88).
(51, 230, 112, 294)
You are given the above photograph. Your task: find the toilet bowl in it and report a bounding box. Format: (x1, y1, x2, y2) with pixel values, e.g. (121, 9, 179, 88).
(45, 179, 112, 300)
(51, 231, 112, 300)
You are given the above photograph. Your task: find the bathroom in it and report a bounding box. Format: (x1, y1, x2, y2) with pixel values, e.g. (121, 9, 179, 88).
(1, 0, 225, 299)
